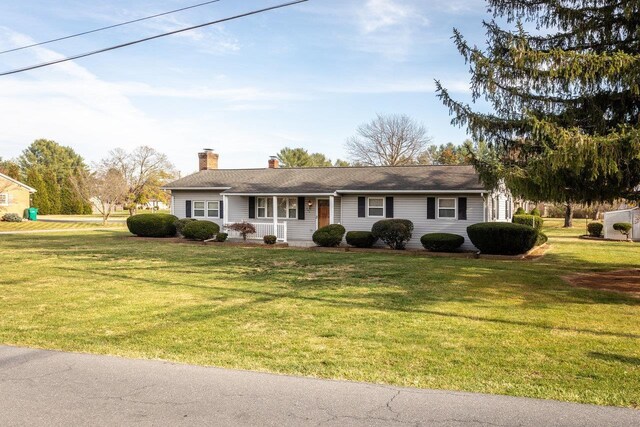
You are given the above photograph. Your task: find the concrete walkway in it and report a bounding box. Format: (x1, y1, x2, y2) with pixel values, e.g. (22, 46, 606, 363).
(1, 345, 638, 426)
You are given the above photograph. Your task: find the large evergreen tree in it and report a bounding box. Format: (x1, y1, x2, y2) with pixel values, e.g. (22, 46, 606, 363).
(19, 139, 92, 214)
(437, 0, 640, 225)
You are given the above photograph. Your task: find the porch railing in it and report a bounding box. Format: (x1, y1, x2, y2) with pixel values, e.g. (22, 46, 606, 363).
(224, 221, 288, 242)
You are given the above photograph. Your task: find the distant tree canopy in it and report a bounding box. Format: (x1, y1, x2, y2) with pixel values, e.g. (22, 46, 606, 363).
(346, 114, 432, 166)
(276, 147, 349, 168)
(18, 139, 92, 215)
(436, 0, 640, 206)
(99, 146, 176, 215)
(0, 158, 20, 180)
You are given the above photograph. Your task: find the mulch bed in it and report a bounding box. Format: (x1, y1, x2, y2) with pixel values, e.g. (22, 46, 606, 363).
(563, 269, 640, 298)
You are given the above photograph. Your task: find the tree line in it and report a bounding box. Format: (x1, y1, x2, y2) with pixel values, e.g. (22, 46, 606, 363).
(0, 140, 176, 222)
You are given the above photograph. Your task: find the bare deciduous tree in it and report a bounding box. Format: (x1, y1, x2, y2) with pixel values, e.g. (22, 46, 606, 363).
(346, 114, 431, 166)
(101, 146, 176, 215)
(89, 167, 128, 225)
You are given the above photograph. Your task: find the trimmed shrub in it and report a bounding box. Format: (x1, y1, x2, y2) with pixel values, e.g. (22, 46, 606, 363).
(216, 232, 228, 242)
(613, 222, 632, 239)
(345, 231, 378, 248)
(514, 207, 526, 216)
(467, 222, 538, 255)
(530, 207, 541, 216)
(536, 232, 548, 247)
(312, 224, 346, 247)
(587, 222, 603, 237)
(420, 233, 465, 252)
(371, 219, 414, 250)
(174, 218, 197, 236)
(227, 221, 256, 241)
(182, 220, 220, 241)
(263, 235, 277, 245)
(512, 214, 544, 230)
(2, 213, 22, 222)
(127, 213, 178, 237)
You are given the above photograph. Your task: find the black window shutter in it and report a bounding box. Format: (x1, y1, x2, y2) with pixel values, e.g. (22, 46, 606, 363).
(385, 196, 394, 218)
(458, 197, 467, 220)
(298, 197, 305, 220)
(219, 200, 224, 219)
(427, 197, 436, 219)
(185, 200, 192, 218)
(357, 197, 366, 218)
(248, 197, 256, 219)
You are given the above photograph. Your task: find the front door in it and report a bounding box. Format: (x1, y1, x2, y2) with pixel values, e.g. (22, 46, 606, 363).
(317, 199, 330, 228)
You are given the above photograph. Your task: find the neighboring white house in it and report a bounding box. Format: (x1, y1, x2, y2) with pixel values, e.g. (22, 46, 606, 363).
(604, 208, 640, 241)
(164, 150, 513, 250)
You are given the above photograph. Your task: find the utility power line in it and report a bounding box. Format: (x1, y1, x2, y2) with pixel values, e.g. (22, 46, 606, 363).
(0, 0, 223, 55)
(0, 0, 308, 77)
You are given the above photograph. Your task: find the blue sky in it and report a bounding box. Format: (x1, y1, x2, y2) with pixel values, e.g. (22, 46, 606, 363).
(0, 0, 488, 174)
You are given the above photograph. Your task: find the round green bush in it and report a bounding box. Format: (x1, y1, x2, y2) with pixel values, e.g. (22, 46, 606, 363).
(467, 222, 538, 255)
(174, 218, 197, 236)
(512, 214, 544, 230)
(345, 231, 378, 248)
(216, 232, 228, 242)
(312, 224, 346, 247)
(613, 222, 632, 238)
(587, 222, 603, 237)
(536, 232, 548, 246)
(371, 219, 414, 250)
(182, 220, 220, 241)
(2, 213, 22, 222)
(263, 235, 277, 245)
(530, 207, 541, 216)
(514, 207, 526, 215)
(127, 213, 178, 237)
(420, 233, 465, 252)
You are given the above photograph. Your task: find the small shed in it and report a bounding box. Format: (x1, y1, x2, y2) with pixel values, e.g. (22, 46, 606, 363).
(603, 208, 640, 241)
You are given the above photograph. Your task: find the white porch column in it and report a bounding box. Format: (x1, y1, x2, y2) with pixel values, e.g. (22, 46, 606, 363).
(329, 195, 335, 224)
(272, 196, 278, 237)
(222, 194, 228, 226)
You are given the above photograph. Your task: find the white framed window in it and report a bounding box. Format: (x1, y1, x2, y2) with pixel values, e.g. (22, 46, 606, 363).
(193, 201, 205, 218)
(259, 197, 297, 219)
(277, 197, 298, 219)
(368, 197, 384, 217)
(0, 193, 8, 206)
(438, 198, 456, 219)
(257, 197, 273, 218)
(207, 201, 219, 218)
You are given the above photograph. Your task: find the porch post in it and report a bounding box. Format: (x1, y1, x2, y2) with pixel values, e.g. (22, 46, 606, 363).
(222, 194, 228, 226)
(329, 195, 335, 224)
(272, 195, 278, 238)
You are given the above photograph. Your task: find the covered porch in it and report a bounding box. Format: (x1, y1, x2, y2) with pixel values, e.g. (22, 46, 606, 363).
(221, 194, 340, 243)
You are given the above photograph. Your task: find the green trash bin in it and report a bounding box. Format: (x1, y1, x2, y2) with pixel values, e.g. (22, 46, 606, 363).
(28, 207, 38, 221)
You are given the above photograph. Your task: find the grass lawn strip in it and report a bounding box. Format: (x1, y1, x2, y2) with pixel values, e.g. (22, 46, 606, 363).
(0, 218, 638, 408)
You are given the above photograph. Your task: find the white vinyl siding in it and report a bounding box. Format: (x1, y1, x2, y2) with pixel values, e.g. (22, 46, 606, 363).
(341, 194, 485, 250)
(170, 191, 224, 228)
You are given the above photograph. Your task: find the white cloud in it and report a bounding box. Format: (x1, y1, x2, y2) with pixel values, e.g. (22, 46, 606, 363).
(0, 28, 300, 174)
(322, 78, 470, 95)
(358, 0, 427, 33)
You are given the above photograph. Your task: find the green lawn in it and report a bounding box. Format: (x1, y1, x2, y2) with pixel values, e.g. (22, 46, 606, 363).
(0, 221, 124, 231)
(0, 220, 638, 408)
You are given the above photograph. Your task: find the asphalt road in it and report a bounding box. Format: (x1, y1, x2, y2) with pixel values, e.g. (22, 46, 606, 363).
(1, 345, 638, 426)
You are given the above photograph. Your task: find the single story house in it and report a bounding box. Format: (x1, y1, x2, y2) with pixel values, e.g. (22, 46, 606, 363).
(164, 150, 513, 250)
(604, 207, 639, 241)
(0, 172, 36, 217)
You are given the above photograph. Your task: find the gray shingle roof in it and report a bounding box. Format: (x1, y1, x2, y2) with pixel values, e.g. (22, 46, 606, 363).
(164, 165, 486, 194)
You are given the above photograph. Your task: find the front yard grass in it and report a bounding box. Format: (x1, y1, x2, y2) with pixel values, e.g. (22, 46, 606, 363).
(0, 221, 124, 232)
(0, 221, 638, 408)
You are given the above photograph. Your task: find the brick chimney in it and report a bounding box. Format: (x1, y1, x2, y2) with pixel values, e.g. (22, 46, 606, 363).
(198, 149, 218, 171)
(268, 156, 279, 169)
